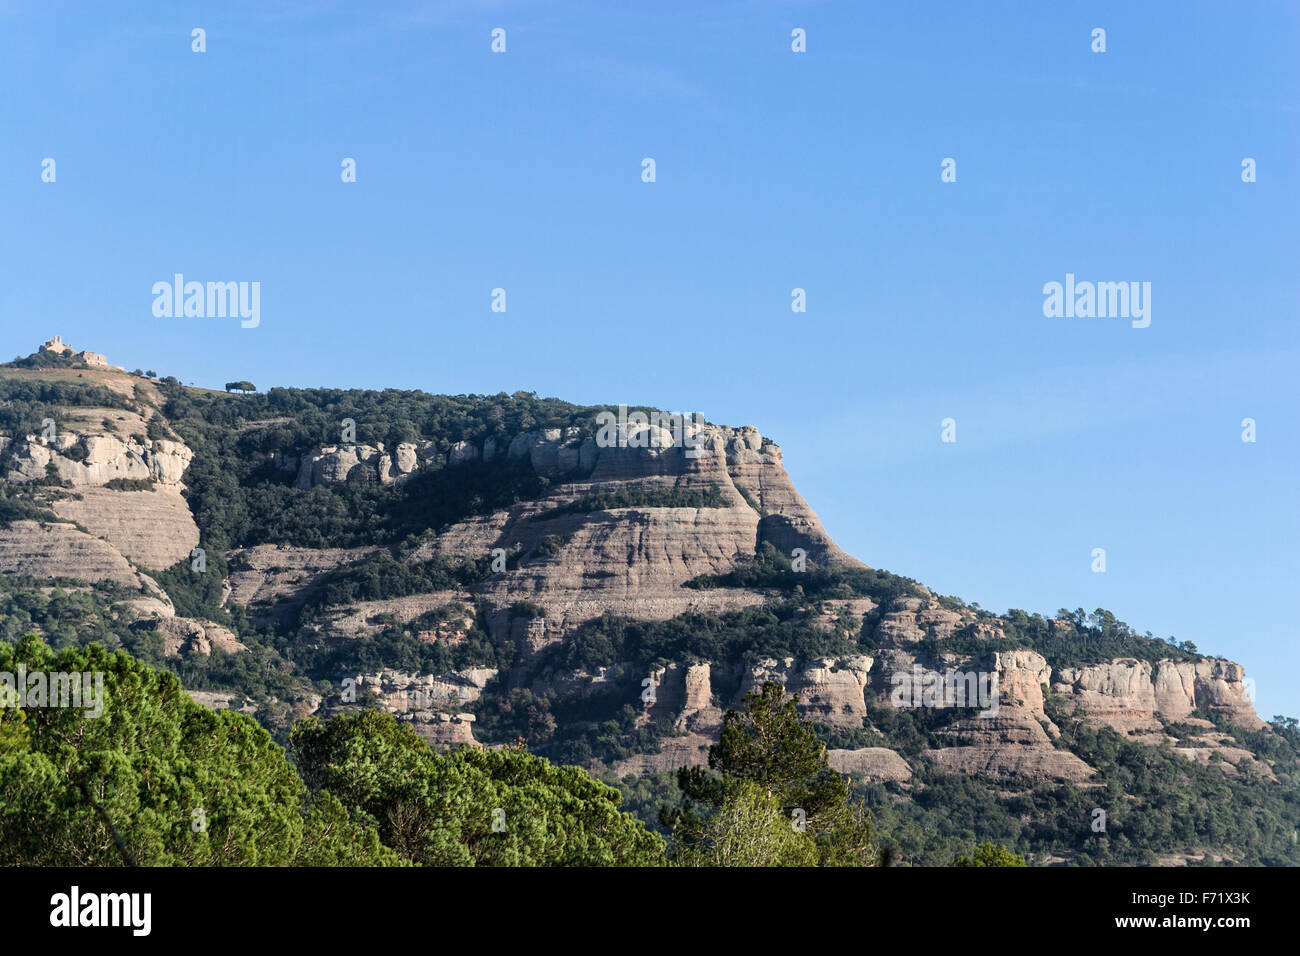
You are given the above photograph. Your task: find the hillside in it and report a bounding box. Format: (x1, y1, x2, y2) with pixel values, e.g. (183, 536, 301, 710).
(2, 340, 1296, 865)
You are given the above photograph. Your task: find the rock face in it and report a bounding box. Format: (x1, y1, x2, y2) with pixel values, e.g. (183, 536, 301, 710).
(4, 432, 192, 488)
(278, 421, 859, 659)
(391, 425, 863, 659)
(643, 662, 724, 733)
(828, 748, 913, 782)
(0, 519, 243, 658)
(0, 415, 200, 573)
(292, 442, 420, 488)
(296, 444, 384, 488)
(610, 733, 714, 777)
(351, 667, 499, 712)
(186, 689, 255, 712)
(925, 725, 1095, 783)
(221, 416, 874, 670)
(0, 376, 243, 661)
(416, 714, 480, 749)
(874, 596, 967, 646)
(0, 520, 150, 589)
(318, 671, 496, 748)
(215, 414, 1268, 784)
(736, 656, 874, 729)
(51, 487, 199, 570)
(225, 544, 385, 625)
(320, 595, 476, 642)
(151, 617, 248, 658)
(997, 649, 1054, 720)
(1053, 658, 1264, 733)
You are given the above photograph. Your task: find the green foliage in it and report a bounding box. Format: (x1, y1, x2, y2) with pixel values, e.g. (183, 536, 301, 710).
(473, 684, 670, 767)
(670, 682, 874, 866)
(0, 378, 137, 436)
(857, 699, 1300, 866)
(152, 554, 245, 630)
(297, 620, 514, 681)
(953, 842, 1027, 866)
(157, 382, 627, 549)
(534, 534, 568, 558)
(603, 770, 686, 835)
(102, 477, 156, 491)
(0, 577, 150, 656)
(0, 573, 301, 739)
(0, 637, 397, 865)
(300, 554, 492, 619)
(545, 600, 862, 674)
(530, 483, 728, 521)
(1000, 607, 1200, 668)
(475, 688, 559, 745)
(146, 416, 172, 441)
(508, 601, 546, 620)
(701, 683, 845, 816)
(5, 350, 82, 370)
(685, 542, 922, 607)
(672, 781, 820, 867)
(290, 710, 665, 865)
(0, 485, 59, 526)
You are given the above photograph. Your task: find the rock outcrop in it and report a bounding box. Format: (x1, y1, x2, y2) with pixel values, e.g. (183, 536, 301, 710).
(1053, 658, 1264, 733)
(350, 667, 499, 712)
(925, 725, 1096, 783)
(4, 432, 192, 488)
(643, 662, 724, 733)
(827, 748, 913, 782)
(416, 713, 480, 748)
(295, 443, 419, 488)
(735, 656, 874, 729)
(874, 595, 968, 646)
(151, 616, 248, 658)
(610, 733, 714, 777)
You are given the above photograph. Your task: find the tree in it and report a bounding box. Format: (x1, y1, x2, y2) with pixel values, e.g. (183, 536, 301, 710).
(953, 842, 1027, 867)
(291, 710, 666, 866)
(224, 381, 256, 394)
(672, 781, 818, 867)
(670, 681, 874, 866)
(0, 636, 397, 866)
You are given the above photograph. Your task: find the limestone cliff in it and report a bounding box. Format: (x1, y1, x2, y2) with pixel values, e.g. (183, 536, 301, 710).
(0, 349, 1274, 793)
(0, 362, 238, 657)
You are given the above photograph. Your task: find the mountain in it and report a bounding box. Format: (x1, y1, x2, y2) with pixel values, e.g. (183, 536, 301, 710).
(2, 340, 1297, 865)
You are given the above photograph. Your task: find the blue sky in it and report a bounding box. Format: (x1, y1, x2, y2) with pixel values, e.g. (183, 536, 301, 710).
(2, 1, 1297, 717)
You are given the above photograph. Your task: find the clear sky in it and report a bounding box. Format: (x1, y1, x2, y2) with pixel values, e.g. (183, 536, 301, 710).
(3, 2, 1297, 717)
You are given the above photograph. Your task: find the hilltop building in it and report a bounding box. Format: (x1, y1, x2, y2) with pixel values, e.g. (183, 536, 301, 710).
(39, 336, 124, 370)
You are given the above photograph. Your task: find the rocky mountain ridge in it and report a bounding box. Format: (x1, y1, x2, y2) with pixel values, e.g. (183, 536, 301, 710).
(0, 349, 1275, 802)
